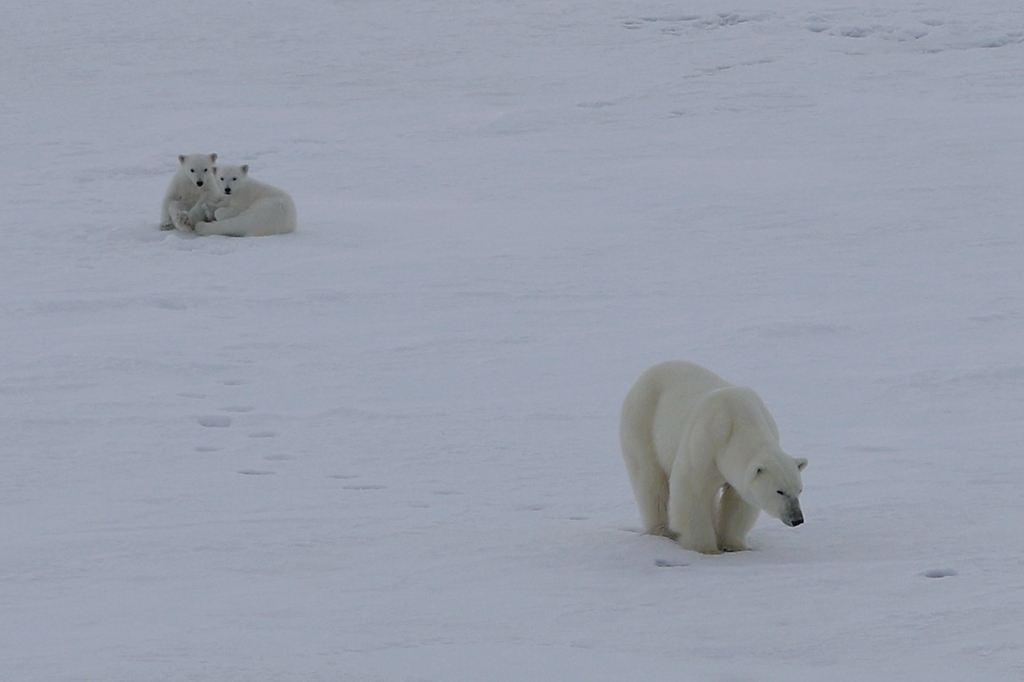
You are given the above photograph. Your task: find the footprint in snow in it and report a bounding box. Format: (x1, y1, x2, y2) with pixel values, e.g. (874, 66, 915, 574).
(238, 470, 275, 476)
(655, 559, 690, 568)
(198, 416, 231, 428)
(920, 568, 957, 578)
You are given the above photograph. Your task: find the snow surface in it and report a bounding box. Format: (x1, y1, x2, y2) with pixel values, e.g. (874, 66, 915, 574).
(3, 1, 1024, 679)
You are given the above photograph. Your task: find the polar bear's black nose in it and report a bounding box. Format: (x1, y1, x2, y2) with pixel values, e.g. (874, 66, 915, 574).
(196, 180, 203, 187)
(785, 502, 803, 527)
(224, 188, 231, 195)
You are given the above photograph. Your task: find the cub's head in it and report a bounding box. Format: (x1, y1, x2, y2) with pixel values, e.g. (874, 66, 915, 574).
(215, 164, 249, 196)
(178, 153, 217, 189)
(745, 454, 808, 527)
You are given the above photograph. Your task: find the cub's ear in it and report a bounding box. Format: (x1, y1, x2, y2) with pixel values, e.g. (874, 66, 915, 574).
(240, 164, 249, 175)
(178, 154, 187, 164)
(210, 153, 218, 163)
(796, 458, 808, 471)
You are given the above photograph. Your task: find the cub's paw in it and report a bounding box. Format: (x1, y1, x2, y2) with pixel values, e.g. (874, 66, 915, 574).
(174, 211, 195, 231)
(187, 204, 212, 226)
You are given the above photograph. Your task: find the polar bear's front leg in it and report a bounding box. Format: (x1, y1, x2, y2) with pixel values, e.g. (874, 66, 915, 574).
(187, 199, 214, 226)
(716, 484, 759, 552)
(175, 210, 196, 232)
(165, 199, 196, 232)
(668, 469, 722, 554)
(163, 199, 188, 230)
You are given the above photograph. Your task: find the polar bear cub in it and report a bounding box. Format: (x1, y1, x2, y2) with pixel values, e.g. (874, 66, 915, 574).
(160, 153, 219, 231)
(194, 164, 297, 237)
(620, 361, 807, 554)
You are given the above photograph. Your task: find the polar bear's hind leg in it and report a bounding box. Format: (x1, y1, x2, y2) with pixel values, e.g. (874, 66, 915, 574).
(620, 409, 676, 538)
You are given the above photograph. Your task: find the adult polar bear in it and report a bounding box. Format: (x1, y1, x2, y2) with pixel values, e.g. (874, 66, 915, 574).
(194, 164, 297, 238)
(620, 361, 807, 554)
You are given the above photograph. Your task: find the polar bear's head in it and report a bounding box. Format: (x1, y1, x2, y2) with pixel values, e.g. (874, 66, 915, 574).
(214, 164, 250, 196)
(178, 153, 217, 189)
(745, 454, 807, 526)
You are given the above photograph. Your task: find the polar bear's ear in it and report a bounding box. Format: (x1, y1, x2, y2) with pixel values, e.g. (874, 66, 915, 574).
(179, 154, 187, 164)
(796, 458, 808, 471)
(240, 164, 249, 175)
(210, 153, 217, 163)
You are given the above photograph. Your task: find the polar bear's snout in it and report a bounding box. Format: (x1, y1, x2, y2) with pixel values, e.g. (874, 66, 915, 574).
(223, 187, 232, 195)
(783, 499, 804, 527)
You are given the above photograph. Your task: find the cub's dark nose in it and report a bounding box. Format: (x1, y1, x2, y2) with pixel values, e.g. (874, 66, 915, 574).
(791, 516, 803, 527)
(224, 188, 231, 194)
(196, 180, 203, 186)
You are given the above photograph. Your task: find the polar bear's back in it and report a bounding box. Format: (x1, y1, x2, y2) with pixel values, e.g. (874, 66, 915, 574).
(622, 361, 732, 472)
(247, 177, 291, 202)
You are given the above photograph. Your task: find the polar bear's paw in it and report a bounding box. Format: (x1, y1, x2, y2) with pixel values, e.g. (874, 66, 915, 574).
(647, 524, 680, 541)
(188, 201, 216, 225)
(174, 210, 195, 232)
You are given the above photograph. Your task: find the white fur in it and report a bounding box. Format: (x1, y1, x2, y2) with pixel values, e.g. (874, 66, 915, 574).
(160, 153, 218, 232)
(620, 361, 808, 554)
(194, 164, 297, 238)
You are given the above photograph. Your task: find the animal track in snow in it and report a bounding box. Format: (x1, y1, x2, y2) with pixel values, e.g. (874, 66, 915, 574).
(248, 431, 277, 438)
(804, 11, 1024, 52)
(654, 559, 690, 568)
(198, 416, 232, 428)
(238, 470, 275, 476)
(920, 568, 957, 579)
(621, 13, 769, 34)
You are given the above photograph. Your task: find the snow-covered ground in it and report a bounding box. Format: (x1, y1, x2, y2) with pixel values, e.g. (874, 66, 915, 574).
(4, 1, 1024, 679)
